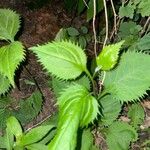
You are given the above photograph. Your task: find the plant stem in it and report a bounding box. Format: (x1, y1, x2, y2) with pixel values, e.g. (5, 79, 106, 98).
(84, 68, 96, 93)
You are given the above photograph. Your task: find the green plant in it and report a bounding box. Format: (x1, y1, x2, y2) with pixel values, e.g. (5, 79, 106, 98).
(0, 1, 150, 149)
(55, 26, 91, 49)
(63, 0, 104, 21)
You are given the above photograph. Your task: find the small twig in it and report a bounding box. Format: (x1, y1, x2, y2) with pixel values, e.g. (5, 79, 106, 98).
(103, 0, 109, 47)
(24, 66, 43, 96)
(110, 18, 121, 41)
(110, 0, 117, 34)
(141, 16, 150, 36)
(93, 0, 97, 57)
(25, 114, 52, 132)
(83, 0, 89, 9)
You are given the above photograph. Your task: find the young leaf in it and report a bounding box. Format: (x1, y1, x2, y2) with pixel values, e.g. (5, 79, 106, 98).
(30, 41, 87, 80)
(6, 116, 22, 141)
(0, 74, 11, 95)
(106, 121, 138, 150)
(48, 84, 99, 150)
(20, 125, 54, 146)
(0, 9, 20, 42)
(99, 95, 122, 126)
(128, 103, 145, 129)
(103, 51, 150, 102)
(96, 41, 124, 71)
(0, 41, 25, 86)
(137, 0, 150, 17)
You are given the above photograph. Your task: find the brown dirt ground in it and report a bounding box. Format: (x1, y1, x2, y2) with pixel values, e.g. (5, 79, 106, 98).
(0, 0, 150, 149)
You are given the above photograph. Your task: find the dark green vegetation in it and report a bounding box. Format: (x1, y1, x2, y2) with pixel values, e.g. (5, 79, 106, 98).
(0, 0, 150, 149)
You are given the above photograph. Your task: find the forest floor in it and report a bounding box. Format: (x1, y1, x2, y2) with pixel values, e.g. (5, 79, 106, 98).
(0, 0, 150, 149)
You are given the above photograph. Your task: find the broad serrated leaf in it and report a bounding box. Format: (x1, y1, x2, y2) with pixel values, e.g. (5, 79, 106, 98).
(7, 116, 22, 141)
(128, 103, 145, 129)
(96, 41, 124, 71)
(137, 0, 150, 17)
(13, 91, 43, 124)
(20, 125, 54, 146)
(30, 41, 87, 80)
(0, 9, 20, 42)
(0, 74, 11, 95)
(119, 2, 135, 19)
(106, 121, 138, 150)
(52, 75, 90, 97)
(0, 41, 25, 86)
(99, 95, 122, 126)
(103, 51, 150, 102)
(48, 84, 99, 150)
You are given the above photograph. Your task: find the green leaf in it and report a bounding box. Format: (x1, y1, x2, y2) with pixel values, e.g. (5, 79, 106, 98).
(30, 41, 87, 80)
(0, 136, 6, 148)
(137, 33, 150, 51)
(138, 0, 150, 17)
(118, 21, 142, 46)
(20, 125, 54, 146)
(0, 41, 25, 86)
(128, 103, 145, 129)
(119, 2, 135, 19)
(87, 0, 104, 21)
(77, 0, 87, 14)
(80, 26, 88, 34)
(78, 36, 87, 48)
(48, 84, 99, 150)
(55, 28, 68, 41)
(96, 41, 124, 71)
(106, 121, 138, 150)
(80, 129, 93, 150)
(0, 9, 20, 42)
(13, 91, 43, 124)
(99, 95, 122, 126)
(26, 143, 48, 150)
(0, 109, 12, 129)
(5, 126, 14, 150)
(6, 116, 22, 141)
(52, 75, 91, 97)
(0, 74, 11, 95)
(119, 21, 142, 39)
(67, 27, 80, 36)
(103, 51, 150, 102)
